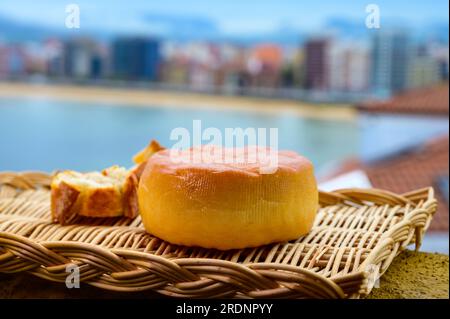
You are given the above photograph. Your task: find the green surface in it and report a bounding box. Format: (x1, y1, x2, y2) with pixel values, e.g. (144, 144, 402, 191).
(367, 250, 449, 299)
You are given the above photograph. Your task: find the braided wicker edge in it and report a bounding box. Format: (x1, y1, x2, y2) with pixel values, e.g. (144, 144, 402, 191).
(0, 172, 438, 298)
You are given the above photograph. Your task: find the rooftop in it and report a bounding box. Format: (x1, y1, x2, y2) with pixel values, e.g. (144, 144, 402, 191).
(358, 84, 449, 115)
(325, 135, 449, 232)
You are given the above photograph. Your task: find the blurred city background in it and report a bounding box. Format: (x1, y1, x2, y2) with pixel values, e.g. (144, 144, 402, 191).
(0, 0, 448, 252)
(0, 1, 448, 100)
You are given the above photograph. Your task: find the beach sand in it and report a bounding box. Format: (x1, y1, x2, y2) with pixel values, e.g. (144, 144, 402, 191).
(0, 82, 356, 121)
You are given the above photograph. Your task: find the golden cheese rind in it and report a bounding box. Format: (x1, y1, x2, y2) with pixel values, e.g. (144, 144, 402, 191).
(138, 147, 318, 250)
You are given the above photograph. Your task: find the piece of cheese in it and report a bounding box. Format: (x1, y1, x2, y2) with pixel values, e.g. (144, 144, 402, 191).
(50, 139, 165, 225)
(51, 166, 139, 224)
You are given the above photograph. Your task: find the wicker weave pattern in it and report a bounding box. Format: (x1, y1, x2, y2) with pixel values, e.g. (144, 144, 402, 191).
(0, 172, 437, 298)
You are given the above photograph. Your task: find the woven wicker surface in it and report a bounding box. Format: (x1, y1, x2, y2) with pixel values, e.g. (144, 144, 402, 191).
(0, 171, 438, 299)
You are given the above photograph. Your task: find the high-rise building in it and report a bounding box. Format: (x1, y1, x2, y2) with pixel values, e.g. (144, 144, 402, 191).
(112, 37, 160, 81)
(0, 45, 26, 76)
(304, 38, 329, 90)
(328, 42, 370, 92)
(43, 39, 64, 77)
(429, 43, 449, 81)
(407, 45, 442, 89)
(371, 30, 410, 96)
(63, 38, 103, 79)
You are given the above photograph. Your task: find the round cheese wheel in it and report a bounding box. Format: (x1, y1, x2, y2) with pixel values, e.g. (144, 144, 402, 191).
(138, 146, 318, 250)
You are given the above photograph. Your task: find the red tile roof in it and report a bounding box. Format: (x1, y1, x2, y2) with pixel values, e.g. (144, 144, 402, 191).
(358, 84, 449, 115)
(251, 44, 283, 69)
(327, 135, 449, 232)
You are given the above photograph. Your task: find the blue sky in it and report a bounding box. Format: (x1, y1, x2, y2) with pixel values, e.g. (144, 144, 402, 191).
(0, 0, 448, 34)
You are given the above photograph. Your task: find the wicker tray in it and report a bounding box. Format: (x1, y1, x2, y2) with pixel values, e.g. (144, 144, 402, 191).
(0, 171, 437, 298)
